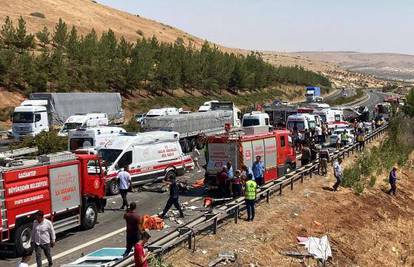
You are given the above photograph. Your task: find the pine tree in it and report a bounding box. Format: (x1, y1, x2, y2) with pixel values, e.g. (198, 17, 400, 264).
(36, 26, 50, 50)
(0, 16, 15, 49)
(14, 16, 35, 51)
(52, 18, 68, 49)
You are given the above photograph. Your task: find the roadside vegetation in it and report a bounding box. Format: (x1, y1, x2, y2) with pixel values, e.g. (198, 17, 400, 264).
(10, 130, 67, 154)
(342, 89, 414, 194)
(0, 16, 330, 97)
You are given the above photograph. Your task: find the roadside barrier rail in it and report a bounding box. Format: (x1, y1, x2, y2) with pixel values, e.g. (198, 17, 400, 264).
(114, 123, 389, 267)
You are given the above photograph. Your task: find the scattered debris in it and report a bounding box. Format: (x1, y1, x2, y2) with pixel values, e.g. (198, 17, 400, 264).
(142, 183, 168, 193)
(299, 235, 332, 262)
(208, 251, 236, 267)
(281, 250, 310, 258)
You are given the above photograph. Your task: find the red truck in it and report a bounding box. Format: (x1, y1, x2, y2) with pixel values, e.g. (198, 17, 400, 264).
(0, 152, 106, 255)
(205, 129, 296, 185)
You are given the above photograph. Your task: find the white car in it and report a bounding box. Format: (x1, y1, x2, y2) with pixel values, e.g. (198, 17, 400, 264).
(329, 128, 354, 147)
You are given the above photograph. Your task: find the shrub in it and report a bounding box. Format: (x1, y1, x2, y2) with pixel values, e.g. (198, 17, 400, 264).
(136, 30, 144, 36)
(10, 130, 67, 155)
(0, 107, 13, 121)
(123, 118, 141, 132)
(30, 12, 46, 19)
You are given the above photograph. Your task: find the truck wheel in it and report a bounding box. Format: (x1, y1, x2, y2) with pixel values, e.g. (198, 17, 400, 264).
(108, 180, 120, 195)
(81, 202, 98, 230)
(14, 223, 33, 256)
(165, 170, 176, 181)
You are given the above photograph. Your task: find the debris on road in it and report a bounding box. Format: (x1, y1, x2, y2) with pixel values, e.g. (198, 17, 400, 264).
(208, 251, 236, 267)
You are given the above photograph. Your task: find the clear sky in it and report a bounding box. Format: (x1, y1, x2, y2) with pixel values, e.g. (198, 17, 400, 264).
(98, 0, 414, 54)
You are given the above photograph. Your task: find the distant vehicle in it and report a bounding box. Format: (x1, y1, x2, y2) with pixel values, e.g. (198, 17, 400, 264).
(374, 102, 391, 120)
(145, 107, 181, 118)
(98, 131, 194, 195)
(264, 104, 298, 128)
(134, 113, 146, 124)
(315, 96, 324, 103)
(242, 111, 271, 135)
(12, 93, 124, 139)
(198, 100, 219, 112)
(314, 108, 343, 124)
(58, 113, 109, 136)
(143, 102, 242, 153)
(329, 128, 354, 147)
(306, 102, 330, 109)
(342, 91, 348, 97)
(179, 110, 192, 115)
(305, 86, 321, 102)
(286, 113, 320, 132)
(68, 126, 126, 152)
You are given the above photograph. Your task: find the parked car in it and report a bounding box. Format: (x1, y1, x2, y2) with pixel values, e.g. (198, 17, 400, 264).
(329, 128, 354, 147)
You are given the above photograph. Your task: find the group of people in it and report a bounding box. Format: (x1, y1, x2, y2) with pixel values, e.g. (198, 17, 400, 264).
(215, 156, 264, 198)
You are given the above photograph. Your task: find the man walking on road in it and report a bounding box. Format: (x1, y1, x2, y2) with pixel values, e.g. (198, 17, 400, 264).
(387, 167, 398, 195)
(118, 166, 132, 210)
(252, 156, 265, 186)
(160, 177, 184, 218)
(332, 158, 343, 192)
(245, 174, 257, 222)
(31, 210, 55, 267)
(123, 202, 142, 257)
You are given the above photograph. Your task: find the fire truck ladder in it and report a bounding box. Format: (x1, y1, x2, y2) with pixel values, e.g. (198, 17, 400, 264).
(0, 172, 9, 242)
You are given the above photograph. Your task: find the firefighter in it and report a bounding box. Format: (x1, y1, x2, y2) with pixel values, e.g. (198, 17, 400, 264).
(160, 176, 184, 219)
(245, 174, 257, 221)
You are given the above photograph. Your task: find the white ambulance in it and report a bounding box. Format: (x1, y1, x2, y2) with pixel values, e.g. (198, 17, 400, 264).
(98, 131, 194, 195)
(58, 113, 109, 136)
(68, 127, 126, 152)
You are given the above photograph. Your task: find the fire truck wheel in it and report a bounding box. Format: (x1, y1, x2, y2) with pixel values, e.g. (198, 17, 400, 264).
(14, 223, 33, 256)
(82, 202, 98, 230)
(108, 179, 120, 195)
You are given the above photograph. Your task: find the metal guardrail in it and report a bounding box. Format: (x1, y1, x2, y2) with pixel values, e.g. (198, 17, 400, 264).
(114, 123, 389, 267)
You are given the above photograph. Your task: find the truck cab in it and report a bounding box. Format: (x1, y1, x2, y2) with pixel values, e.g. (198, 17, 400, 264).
(305, 86, 321, 103)
(242, 112, 270, 134)
(58, 113, 109, 136)
(12, 100, 49, 138)
(210, 102, 242, 128)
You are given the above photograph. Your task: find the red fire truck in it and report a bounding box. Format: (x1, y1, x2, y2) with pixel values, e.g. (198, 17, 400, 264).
(205, 129, 296, 186)
(0, 152, 106, 255)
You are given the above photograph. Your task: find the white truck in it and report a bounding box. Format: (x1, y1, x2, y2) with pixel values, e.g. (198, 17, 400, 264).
(198, 100, 219, 112)
(143, 102, 242, 153)
(11, 93, 124, 138)
(98, 131, 194, 195)
(58, 113, 109, 136)
(242, 112, 271, 135)
(68, 126, 126, 152)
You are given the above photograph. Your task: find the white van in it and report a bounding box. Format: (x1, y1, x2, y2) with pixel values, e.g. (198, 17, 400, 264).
(59, 113, 109, 136)
(68, 126, 126, 152)
(287, 113, 320, 132)
(99, 131, 194, 195)
(198, 100, 219, 112)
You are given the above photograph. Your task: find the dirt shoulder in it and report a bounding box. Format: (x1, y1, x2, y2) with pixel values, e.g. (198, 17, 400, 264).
(166, 138, 414, 266)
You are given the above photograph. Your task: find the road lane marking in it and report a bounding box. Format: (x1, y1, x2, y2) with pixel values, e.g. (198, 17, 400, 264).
(29, 227, 126, 267)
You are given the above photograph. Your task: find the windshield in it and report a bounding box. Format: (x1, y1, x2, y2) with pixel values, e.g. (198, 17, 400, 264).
(319, 114, 327, 122)
(287, 121, 305, 131)
(62, 122, 82, 132)
(13, 112, 34, 123)
(146, 114, 160, 118)
(98, 149, 122, 166)
(243, 118, 260, 127)
(70, 138, 94, 151)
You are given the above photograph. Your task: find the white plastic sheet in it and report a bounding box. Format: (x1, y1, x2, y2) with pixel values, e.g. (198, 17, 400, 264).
(300, 235, 332, 261)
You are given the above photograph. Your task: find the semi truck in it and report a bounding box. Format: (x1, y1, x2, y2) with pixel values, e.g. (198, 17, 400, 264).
(143, 102, 242, 153)
(12, 93, 124, 138)
(204, 130, 296, 188)
(264, 104, 299, 128)
(305, 86, 321, 103)
(0, 152, 106, 255)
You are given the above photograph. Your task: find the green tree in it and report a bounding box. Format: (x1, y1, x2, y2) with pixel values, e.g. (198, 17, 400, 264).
(0, 16, 15, 49)
(36, 26, 50, 50)
(14, 16, 35, 51)
(52, 18, 68, 49)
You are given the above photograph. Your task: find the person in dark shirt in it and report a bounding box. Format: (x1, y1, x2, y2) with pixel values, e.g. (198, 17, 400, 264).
(123, 202, 142, 257)
(216, 166, 229, 197)
(160, 177, 184, 218)
(387, 167, 398, 195)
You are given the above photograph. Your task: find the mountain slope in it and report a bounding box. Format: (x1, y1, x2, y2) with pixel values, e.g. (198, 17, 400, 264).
(0, 0, 206, 47)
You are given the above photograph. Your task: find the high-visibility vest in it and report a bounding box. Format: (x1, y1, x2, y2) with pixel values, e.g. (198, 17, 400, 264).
(245, 180, 257, 200)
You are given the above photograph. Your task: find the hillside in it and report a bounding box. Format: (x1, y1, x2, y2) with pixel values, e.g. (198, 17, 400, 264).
(290, 51, 414, 82)
(0, 0, 208, 48)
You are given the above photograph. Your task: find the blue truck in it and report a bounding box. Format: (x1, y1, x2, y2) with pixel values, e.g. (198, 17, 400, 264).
(305, 86, 321, 102)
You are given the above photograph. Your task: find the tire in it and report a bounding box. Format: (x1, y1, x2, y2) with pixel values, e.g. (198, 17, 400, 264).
(14, 223, 33, 256)
(108, 179, 120, 195)
(165, 170, 176, 181)
(81, 202, 98, 230)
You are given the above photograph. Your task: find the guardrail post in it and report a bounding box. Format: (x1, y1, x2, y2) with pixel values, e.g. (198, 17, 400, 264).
(290, 178, 294, 190)
(187, 233, 192, 249)
(234, 206, 239, 224)
(301, 173, 304, 183)
(266, 190, 270, 203)
(279, 184, 283, 195)
(213, 217, 217, 234)
(309, 168, 313, 178)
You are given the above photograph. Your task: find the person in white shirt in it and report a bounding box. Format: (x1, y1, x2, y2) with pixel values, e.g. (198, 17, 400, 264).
(16, 253, 31, 267)
(31, 210, 55, 267)
(332, 158, 343, 191)
(192, 147, 201, 172)
(118, 166, 132, 210)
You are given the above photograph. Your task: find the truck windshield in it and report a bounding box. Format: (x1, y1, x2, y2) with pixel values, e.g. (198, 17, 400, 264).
(62, 122, 83, 132)
(243, 118, 260, 127)
(287, 121, 305, 131)
(99, 149, 122, 166)
(70, 138, 94, 151)
(13, 112, 34, 123)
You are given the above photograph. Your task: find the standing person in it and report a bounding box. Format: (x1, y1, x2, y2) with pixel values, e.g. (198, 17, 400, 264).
(31, 211, 55, 267)
(192, 147, 202, 173)
(226, 161, 234, 179)
(252, 156, 265, 186)
(17, 253, 31, 267)
(134, 231, 151, 267)
(160, 177, 184, 218)
(301, 146, 311, 166)
(357, 129, 365, 151)
(315, 125, 323, 144)
(244, 174, 257, 222)
(123, 202, 142, 257)
(216, 166, 228, 197)
(332, 158, 343, 191)
(226, 161, 234, 195)
(118, 166, 132, 210)
(319, 148, 330, 176)
(231, 170, 243, 198)
(387, 167, 398, 195)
